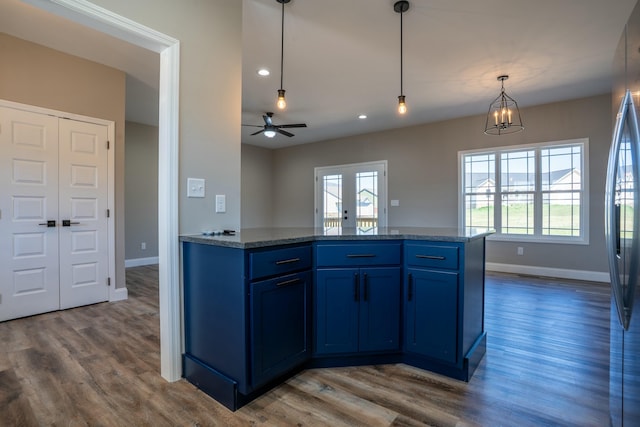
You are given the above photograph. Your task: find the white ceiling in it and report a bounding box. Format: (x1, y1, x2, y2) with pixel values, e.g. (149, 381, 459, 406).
(1, 0, 637, 149)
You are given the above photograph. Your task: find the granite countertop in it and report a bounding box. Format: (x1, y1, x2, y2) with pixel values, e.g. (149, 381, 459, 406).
(180, 227, 494, 249)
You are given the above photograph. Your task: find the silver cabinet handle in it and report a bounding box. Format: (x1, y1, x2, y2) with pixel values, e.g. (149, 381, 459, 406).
(275, 257, 300, 265)
(416, 254, 446, 260)
(276, 278, 301, 287)
(346, 254, 376, 258)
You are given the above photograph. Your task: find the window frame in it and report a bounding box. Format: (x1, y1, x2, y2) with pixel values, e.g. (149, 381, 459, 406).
(458, 138, 589, 244)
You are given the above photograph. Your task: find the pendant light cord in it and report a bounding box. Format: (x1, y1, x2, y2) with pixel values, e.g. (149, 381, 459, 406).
(280, 0, 285, 90)
(400, 10, 404, 96)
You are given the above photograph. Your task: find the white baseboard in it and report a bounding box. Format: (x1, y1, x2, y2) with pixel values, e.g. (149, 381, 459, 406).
(125, 256, 159, 268)
(110, 286, 128, 302)
(486, 262, 611, 283)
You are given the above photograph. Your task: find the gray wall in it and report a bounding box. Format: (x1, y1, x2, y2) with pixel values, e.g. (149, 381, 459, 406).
(251, 94, 611, 274)
(125, 121, 158, 261)
(241, 144, 274, 228)
(92, 0, 243, 234)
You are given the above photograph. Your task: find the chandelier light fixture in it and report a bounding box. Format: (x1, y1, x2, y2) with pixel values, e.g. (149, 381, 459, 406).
(276, 0, 290, 110)
(394, 1, 410, 115)
(484, 75, 524, 135)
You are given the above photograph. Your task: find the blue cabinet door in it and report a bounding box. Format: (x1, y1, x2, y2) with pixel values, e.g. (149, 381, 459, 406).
(404, 268, 458, 364)
(250, 271, 311, 388)
(359, 267, 401, 352)
(315, 268, 360, 355)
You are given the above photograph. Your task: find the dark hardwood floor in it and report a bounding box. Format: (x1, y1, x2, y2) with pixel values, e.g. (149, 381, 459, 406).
(0, 266, 611, 426)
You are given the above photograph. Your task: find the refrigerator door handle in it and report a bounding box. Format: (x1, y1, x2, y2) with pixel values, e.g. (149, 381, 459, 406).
(606, 89, 640, 330)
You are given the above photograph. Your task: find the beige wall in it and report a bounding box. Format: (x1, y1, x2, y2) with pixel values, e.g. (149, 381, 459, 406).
(91, 0, 243, 234)
(265, 94, 612, 274)
(0, 32, 127, 288)
(125, 121, 158, 260)
(241, 144, 274, 228)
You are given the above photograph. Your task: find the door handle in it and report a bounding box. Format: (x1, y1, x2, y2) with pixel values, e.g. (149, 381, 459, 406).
(38, 220, 56, 227)
(62, 220, 80, 227)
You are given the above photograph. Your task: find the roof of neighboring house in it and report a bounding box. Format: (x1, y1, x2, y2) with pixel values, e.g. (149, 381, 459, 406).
(467, 168, 580, 189)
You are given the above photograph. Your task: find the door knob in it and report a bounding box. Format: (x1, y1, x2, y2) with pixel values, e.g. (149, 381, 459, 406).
(38, 220, 56, 227)
(62, 220, 80, 227)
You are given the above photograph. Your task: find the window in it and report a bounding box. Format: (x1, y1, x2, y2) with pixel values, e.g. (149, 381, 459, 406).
(459, 139, 588, 243)
(315, 161, 387, 234)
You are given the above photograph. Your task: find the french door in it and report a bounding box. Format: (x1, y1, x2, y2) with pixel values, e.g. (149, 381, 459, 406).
(0, 105, 111, 321)
(315, 161, 387, 233)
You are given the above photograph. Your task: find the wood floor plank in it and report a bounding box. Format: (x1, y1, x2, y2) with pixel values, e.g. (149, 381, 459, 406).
(0, 267, 612, 426)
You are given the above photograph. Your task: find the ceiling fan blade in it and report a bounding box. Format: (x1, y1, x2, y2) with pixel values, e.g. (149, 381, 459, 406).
(278, 123, 307, 128)
(242, 124, 263, 128)
(277, 129, 295, 137)
(250, 129, 265, 136)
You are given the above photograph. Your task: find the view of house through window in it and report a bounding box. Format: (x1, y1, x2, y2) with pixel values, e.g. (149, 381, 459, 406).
(460, 139, 588, 242)
(315, 161, 387, 234)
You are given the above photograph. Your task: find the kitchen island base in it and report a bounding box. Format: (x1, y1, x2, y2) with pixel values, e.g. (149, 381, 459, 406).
(181, 227, 491, 411)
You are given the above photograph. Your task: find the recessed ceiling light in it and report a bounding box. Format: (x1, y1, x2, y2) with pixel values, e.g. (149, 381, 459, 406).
(257, 68, 270, 77)
(358, 114, 367, 119)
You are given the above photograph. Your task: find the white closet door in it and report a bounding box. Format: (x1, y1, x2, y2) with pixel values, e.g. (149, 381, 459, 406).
(58, 119, 109, 309)
(0, 107, 60, 321)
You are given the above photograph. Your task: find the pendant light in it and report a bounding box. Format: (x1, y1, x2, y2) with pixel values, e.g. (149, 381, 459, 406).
(484, 75, 524, 135)
(394, 1, 410, 115)
(276, 0, 291, 110)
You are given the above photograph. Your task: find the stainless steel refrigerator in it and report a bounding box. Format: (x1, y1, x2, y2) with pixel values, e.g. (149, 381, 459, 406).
(608, 3, 640, 425)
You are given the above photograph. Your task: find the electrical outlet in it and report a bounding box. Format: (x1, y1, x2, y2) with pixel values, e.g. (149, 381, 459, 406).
(141, 242, 146, 250)
(517, 246, 524, 256)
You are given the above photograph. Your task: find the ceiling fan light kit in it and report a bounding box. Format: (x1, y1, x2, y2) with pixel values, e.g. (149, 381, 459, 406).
(484, 75, 524, 135)
(242, 112, 307, 138)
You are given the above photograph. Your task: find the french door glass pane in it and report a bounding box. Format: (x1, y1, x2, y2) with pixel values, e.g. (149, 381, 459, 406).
(323, 174, 342, 232)
(356, 171, 378, 232)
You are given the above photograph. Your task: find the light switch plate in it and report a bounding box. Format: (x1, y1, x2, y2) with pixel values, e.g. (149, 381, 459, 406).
(187, 178, 205, 198)
(215, 194, 226, 213)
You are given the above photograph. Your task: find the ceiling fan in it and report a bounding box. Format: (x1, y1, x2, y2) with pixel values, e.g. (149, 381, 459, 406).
(242, 112, 307, 138)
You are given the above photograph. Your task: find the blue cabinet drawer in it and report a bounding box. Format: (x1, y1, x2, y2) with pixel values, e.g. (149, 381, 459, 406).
(406, 243, 459, 270)
(250, 245, 312, 280)
(316, 242, 401, 267)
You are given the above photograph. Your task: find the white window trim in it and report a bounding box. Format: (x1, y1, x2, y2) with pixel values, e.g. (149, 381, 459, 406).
(314, 160, 388, 228)
(458, 138, 590, 245)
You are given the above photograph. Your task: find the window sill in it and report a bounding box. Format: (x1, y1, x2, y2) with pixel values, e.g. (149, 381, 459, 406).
(486, 234, 589, 245)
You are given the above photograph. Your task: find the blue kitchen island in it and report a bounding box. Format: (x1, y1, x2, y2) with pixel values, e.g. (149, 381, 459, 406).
(180, 227, 492, 410)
